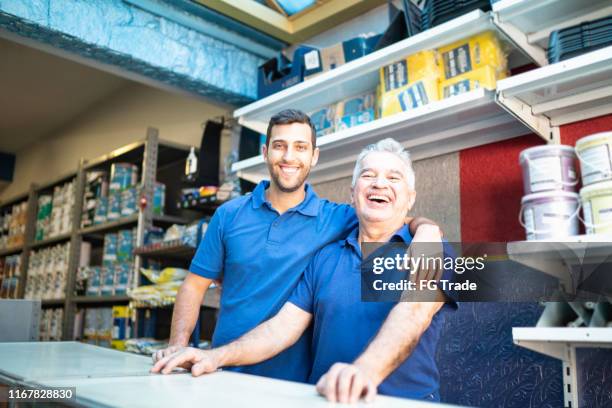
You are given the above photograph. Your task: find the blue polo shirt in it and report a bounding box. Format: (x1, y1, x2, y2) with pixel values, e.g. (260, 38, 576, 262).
(189, 181, 357, 382)
(288, 225, 457, 400)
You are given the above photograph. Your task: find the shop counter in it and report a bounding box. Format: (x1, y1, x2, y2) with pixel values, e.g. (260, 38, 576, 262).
(0, 342, 464, 408)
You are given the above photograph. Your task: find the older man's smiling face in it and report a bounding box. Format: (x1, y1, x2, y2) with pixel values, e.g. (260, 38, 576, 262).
(352, 151, 416, 225)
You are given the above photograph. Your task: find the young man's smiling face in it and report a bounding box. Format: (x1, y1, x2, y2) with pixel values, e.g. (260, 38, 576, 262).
(263, 122, 319, 193)
(353, 151, 416, 225)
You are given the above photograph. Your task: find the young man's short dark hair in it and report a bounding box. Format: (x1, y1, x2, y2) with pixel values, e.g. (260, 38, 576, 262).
(266, 109, 317, 149)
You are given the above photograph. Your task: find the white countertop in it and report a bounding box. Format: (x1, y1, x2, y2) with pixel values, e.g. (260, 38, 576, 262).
(34, 371, 459, 408)
(0, 342, 464, 407)
(0, 341, 151, 382)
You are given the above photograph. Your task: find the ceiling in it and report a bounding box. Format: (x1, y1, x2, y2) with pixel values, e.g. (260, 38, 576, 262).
(0, 36, 129, 153)
(194, 0, 385, 43)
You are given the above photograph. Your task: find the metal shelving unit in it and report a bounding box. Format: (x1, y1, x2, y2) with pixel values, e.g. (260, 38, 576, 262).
(497, 46, 612, 144)
(235, 89, 532, 184)
(508, 234, 612, 408)
(231, 9, 541, 183)
(29, 231, 72, 250)
(0, 188, 36, 300)
(232, 6, 612, 182)
(73, 295, 131, 304)
(492, 0, 612, 66)
(513, 327, 612, 408)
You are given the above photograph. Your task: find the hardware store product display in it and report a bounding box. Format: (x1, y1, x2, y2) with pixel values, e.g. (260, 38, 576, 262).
(1, 1, 612, 407)
(0, 201, 27, 250)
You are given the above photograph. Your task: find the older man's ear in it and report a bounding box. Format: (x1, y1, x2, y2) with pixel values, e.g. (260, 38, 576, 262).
(406, 217, 444, 238)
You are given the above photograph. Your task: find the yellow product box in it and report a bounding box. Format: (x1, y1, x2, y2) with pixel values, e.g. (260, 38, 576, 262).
(111, 340, 126, 351)
(379, 50, 440, 94)
(112, 305, 130, 318)
(437, 31, 507, 80)
(439, 65, 508, 99)
(380, 76, 439, 118)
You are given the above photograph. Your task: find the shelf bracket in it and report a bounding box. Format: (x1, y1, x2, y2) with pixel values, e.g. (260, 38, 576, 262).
(492, 12, 548, 67)
(496, 93, 558, 143)
(513, 339, 566, 361)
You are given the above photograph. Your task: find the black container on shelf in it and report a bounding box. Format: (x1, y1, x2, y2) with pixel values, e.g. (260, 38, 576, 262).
(547, 16, 612, 63)
(421, 0, 492, 29)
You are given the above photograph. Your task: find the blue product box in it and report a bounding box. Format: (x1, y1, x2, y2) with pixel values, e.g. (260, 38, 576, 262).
(342, 34, 382, 62)
(257, 45, 318, 99)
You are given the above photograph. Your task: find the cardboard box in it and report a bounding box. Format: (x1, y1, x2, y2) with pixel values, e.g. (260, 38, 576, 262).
(305, 34, 382, 81)
(439, 65, 507, 98)
(335, 92, 377, 131)
(437, 31, 507, 80)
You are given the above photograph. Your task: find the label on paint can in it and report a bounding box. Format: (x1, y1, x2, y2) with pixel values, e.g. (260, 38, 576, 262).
(529, 157, 562, 191)
(599, 207, 612, 223)
(583, 201, 593, 234)
(541, 213, 569, 225)
(580, 144, 612, 185)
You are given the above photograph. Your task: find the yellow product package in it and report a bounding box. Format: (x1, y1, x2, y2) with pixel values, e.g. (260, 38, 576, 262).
(380, 76, 440, 118)
(379, 50, 440, 93)
(439, 65, 508, 98)
(437, 31, 507, 80)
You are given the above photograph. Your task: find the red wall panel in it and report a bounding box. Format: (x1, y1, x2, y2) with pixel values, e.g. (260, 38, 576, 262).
(559, 113, 612, 145)
(460, 133, 543, 242)
(459, 114, 612, 242)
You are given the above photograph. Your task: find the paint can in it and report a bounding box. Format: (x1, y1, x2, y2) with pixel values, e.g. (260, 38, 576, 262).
(519, 145, 578, 194)
(580, 181, 612, 235)
(520, 191, 581, 240)
(575, 132, 612, 187)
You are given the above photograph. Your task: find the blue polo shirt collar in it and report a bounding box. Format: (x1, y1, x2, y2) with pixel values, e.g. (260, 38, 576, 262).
(344, 223, 413, 253)
(251, 180, 320, 217)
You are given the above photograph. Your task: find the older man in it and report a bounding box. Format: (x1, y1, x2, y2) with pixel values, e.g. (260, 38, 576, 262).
(152, 138, 455, 403)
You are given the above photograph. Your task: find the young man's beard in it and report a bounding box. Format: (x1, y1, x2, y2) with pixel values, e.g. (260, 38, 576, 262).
(268, 162, 311, 193)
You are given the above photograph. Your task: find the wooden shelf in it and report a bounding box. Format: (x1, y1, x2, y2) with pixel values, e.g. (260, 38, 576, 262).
(73, 295, 131, 304)
(30, 232, 72, 250)
(0, 245, 23, 257)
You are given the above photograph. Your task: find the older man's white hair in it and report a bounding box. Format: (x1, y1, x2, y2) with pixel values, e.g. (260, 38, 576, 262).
(351, 138, 415, 190)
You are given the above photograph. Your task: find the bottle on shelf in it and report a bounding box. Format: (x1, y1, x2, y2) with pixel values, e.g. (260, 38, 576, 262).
(185, 147, 198, 181)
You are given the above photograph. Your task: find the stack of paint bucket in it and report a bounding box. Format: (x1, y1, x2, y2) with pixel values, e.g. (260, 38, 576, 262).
(519, 145, 580, 240)
(576, 132, 612, 236)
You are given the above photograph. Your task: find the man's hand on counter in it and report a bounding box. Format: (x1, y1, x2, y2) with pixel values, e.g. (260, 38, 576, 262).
(315, 362, 377, 404)
(150, 347, 221, 376)
(152, 345, 184, 364)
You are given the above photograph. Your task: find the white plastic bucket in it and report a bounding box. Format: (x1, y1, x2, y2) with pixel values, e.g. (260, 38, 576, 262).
(580, 181, 612, 235)
(519, 145, 577, 194)
(575, 132, 612, 187)
(520, 191, 581, 240)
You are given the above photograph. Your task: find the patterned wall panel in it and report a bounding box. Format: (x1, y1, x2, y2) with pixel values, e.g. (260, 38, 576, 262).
(312, 152, 462, 241)
(437, 302, 564, 407)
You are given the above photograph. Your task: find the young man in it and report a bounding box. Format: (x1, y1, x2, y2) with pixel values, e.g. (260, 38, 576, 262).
(152, 139, 456, 403)
(153, 110, 442, 382)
